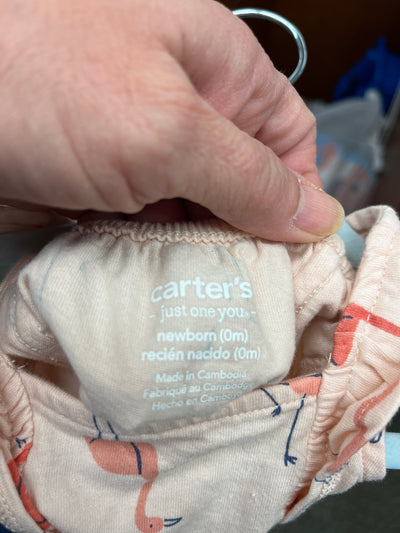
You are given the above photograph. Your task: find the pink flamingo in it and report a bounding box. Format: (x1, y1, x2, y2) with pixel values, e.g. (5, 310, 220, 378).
(261, 375, 322, 467)
(282, 375, 322, 466)
(85, 418, 182, 532)
(7, 441, 58, 532)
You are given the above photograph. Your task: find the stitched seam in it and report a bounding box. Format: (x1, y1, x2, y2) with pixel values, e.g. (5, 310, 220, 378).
(31, 391, 315, 441)
(295, 269, 335, 315)
(294, 238, 351, 316)
(325, 238, 344, 257)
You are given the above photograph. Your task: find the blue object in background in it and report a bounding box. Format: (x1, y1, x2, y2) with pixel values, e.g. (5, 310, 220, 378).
(333, 37, 400, 112)
(386, 432, 400, 469)
(338, 221, 365, 269)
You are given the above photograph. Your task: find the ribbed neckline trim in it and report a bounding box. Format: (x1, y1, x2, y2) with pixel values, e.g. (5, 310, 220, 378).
(73, 218, 260, 244)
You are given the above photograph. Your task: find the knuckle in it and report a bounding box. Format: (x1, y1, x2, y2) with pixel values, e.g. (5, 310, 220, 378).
(115, 86, 205, 202)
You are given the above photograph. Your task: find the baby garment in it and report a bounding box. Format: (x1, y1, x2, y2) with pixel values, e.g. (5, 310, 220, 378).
(0, 205, 400, 532)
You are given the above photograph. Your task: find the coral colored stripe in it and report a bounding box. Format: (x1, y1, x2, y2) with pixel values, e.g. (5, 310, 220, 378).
(332, 303, 400, 366)
(7, 444, 52, 531)
(14, 442, 32, 466)
(331, 304, 361, 366)
(368, 312, 400, 336)
(327, 379, 400, 473)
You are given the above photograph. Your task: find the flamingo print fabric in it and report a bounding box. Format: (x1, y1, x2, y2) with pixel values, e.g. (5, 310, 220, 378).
(0, 206, 399, 532)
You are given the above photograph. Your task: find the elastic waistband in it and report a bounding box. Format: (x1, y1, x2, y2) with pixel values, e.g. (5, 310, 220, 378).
(73, 218, 258, 245)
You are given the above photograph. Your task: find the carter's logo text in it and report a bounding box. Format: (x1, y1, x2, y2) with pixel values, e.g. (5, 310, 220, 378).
(151, 276, 253, 302)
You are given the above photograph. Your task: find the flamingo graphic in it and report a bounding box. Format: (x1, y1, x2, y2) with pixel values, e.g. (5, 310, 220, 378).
(85, 417, 182, 532)
(7, 440, 58, 532)
(260, 376, 322, 467)
(282, 375, 324, 516)
(281, 375, 322, 467)
(331, 302, 400, 366)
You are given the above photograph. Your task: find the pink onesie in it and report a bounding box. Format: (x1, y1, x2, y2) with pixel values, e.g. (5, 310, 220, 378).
(0, 205, 399, 532)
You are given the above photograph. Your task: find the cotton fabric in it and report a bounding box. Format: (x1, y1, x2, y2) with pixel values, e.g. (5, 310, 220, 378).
(0, 206, 399, 532)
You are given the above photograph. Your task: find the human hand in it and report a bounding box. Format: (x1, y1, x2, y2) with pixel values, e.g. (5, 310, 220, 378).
(0, 0, 343, 241)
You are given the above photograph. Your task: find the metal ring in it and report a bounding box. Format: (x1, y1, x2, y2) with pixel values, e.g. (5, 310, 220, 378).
(233, 8, 307, 84)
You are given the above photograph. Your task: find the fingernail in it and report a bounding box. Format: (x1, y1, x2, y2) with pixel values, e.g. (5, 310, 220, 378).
(293, 180, 345, 237)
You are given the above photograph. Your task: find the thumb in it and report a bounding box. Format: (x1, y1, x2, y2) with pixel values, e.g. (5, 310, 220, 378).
(179, 109, 344, 243)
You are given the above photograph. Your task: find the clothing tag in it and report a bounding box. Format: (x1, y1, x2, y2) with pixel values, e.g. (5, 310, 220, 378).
(135, 242, 276, 419)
